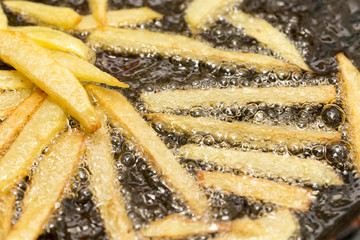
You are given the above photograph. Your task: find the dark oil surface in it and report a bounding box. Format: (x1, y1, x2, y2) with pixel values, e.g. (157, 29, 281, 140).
(3, 0, 360, 240)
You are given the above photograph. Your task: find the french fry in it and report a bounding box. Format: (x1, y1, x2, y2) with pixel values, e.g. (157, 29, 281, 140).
(0, 70, 33, 90)
(145, 113, 342, 144)
(0, 4, 7, 30)
(0, 30, 100, 133)
(225, 10, 310, 71)
(6, 130, 85, 240)
(88, 0, 107, 26)
(86, 109, 136, 240)
(141, 85, 336, 112)
(51, 51, 128, 88)
(74, 7, 163, 32)
(9, 26, 96, 63)
(0, 108, 13, 119)
(197, 170, 314, 211)
(87, 27, 300, 71)
(3, 1, 82, 30)
(0, 98, 67, 194)
(0, 88, 47, 154)
(0, 89, 31, 111)
(0, 193, 16, 239)
(179, 144, 343, 186)
(86, 84, 209, 216)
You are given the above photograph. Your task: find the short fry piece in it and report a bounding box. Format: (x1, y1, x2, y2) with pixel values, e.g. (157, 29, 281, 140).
(88, 0, 107, 26)
(179, 145, 343, 186)
(0, 88, 47, 154)
(10, 26, 96, 63)
(0, 70, 33, 90)
(0, 4, 7, 30)
(3, 1, 82, 30)
(86, 109, 136, 240)
(145, 113, 341, 144)
(0, 99, 67, 194)
(0, 193, 16, 239)
(226, 10, 310, 70)
(197, 170, 314, 211)
(87, 85, 209, 216)
(51, 51, 128, 88)
(141, 85, 336, 112)
(0, 89, 31, 111)
(0, 30, 100, 133)
(6, 130, 85, 240)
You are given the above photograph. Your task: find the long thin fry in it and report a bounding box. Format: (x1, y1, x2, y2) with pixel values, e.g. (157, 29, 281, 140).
(0, 70, 33, 90)
(179, 144, 343, 186)
(86, 84, 209, 216)
(0, 193, 16, 239)
(0, 30, 100, 133)
(3, 1, 82, 30)
(9, 26, 96, 63)
(0, 89, 31, 111)
(74, 8, 163, 32)
(141, 85, 336, 112)
(0, 99, 67, 194)
(6, 130, 85, 240)
(0, 4, 7, 30)
(145, 113, 341, 144)
(87, 27, 300, 71)
(197, 170, 314, 211)
(51, 51, 128, 88)
(225, 10, 310, 70)
(0, 88, 47, 154)
(88, 0, 107, 26)
(0, 108, 13, 119)
(86, 109, 136, 240)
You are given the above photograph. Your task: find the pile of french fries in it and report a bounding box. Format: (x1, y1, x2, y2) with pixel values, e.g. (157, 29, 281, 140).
(0, 0, 359, 240)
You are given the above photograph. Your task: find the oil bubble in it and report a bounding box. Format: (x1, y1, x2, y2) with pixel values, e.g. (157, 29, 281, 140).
(325, 140, 352, 163)
(321, 104, 345, 128)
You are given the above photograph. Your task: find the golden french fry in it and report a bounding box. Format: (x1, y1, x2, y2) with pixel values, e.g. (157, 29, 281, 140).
(51, 51, 128, 88)
(0, 108, 14, 119)
(0, 98, 67, 194)
(87, 27, 300, 71)
(179, 144, 343, 186)
(88, 0, 107, 26)
(145, 113, 342, 144)
(6, 130, 85, 240)
(197, 170, 314, 211)
(75, 7, 163, 32)
(0, 88, 47, 154)
(0, 4, 7, 30)
(86, 84, 209, 216)
(9, 26, 96, 63)
(0, 70, 33, 90)
(0, 89, 31, 111)
(0, 30, 100, 133)
(0, 193, 16, 239)
(141, 85, 336, 112)
(86, 109, 136, 240)
(3, 1, 82, 30)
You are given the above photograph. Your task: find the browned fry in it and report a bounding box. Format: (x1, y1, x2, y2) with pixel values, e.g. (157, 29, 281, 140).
(0, 192, 16, 239)
(88, 0, 107, 26)
(0, 70, 33, 90)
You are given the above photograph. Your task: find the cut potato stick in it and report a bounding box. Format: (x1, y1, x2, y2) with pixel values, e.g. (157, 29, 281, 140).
(6, 130, 85, 240)
(140, 214, 231, 238)
(0, 4, 7, 30)
(0, 89, 31, 111)
(0, 99, 67, 194)
(142, 85, 336, 112)
(51, 51, 128, 88)
(0, 193, 16, 239)
(0, 30, 100, 133)
(179, 145, 343, 186)
(197, 170, 314, 211)
(88, 0, 107, 26)
(86, 109, 136, 240)
(86, 84, 209, 216)
(3, 1, 82, 30)
(225, 10, 310, 71)
(0, 108, 14, 119)
(0, 88, 47, 154)
(145, 113, 342, 144)
(9, 26, 96, 63)
(87, 27, 300, 71)
(0, 70, 33, 90)
(75, 7, 163, 32)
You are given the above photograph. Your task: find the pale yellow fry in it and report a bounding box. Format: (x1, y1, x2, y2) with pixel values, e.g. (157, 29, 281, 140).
(51, 51, 128, 88)
(0, 99, 67, 194)
(88, 0, 107, 26)
(0, 70, 33, 90)
(337, 53, 360, 171)
(226, 10, 310, 70)
(0, 193, 16, 239)
(0, 30, 100, 133)
(145, 113, 342, 144)
(179, 144, 343, 186)
(6, 130, 85, 240)
(75, 7, 163, 32)
(0, 4, 7, 30)
(3, 1, 82, 30)
(198, 170, 314, 211)
(0, 88, 47, 154)
(0, 89, 31, 111)
(86, 84, 209, 216)
(86, 109, 136, 240)
(0, 108, 13, 119)
(142, 85, 336, 112)
(9, 26, 96, 63)
(87, 27, 300, 71)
